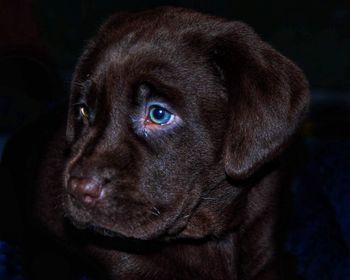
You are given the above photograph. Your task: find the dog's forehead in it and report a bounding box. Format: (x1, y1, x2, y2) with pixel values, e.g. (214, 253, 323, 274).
(87, 10, 214, 74)
(73, 9, 227, 105)
(96, 32, 179, 73)
(84, 32, 213, 98)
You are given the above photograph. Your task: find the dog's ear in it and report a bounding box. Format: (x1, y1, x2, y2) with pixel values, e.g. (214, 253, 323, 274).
(208, 22, 309, 180)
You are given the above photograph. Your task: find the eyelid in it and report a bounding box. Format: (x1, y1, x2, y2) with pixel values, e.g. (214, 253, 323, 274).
(72, 101, 87, 106)
(146, 101, 174, 114)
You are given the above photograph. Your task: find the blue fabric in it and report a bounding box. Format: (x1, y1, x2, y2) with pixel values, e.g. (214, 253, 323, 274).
(0, 241, 23, 280)
(286, 139, 350, 279)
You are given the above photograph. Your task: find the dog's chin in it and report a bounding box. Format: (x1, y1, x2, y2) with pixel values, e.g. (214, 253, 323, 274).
(66, 213, 130, 237)
(67, 217, 130, 239)
(67, 215, 167, 241)
(64, 205, 176, 241)
(89, 224, 137, 239)
(63, 195, 189, 241)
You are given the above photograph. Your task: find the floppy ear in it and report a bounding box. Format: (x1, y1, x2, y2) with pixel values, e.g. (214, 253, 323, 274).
(210, 22, 309, 180)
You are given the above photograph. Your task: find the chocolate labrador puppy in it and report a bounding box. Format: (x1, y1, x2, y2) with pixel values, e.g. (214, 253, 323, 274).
(32, 6, 309, 280)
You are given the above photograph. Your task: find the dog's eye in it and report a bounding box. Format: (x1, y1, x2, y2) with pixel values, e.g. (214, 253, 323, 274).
(77, 104, 89, 121)
(147, 105, 173, 125)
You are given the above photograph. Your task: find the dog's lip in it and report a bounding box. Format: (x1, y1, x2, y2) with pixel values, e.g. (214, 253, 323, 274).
(64, 200, 167, 240)
(65, 204, 188, 241)
(91, 216, 173, 240)
(87, 224, 147, 240)
(68, 217, 166, 240)
(65, 215, 139, 240)
(64, 184, 196, 240)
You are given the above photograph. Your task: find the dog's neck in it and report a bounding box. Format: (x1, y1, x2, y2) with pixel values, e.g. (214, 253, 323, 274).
(83, 231, 239, 280)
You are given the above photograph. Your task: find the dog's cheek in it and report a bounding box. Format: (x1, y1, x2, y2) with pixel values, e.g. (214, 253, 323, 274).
(141, 128, 215, 208)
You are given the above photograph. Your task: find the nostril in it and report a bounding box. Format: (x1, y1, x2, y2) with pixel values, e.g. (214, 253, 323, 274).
(68, 177, 103, 206)
(81, 178, 102, 198)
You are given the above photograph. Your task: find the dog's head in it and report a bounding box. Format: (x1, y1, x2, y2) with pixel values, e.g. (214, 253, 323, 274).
(63, 7, 309, 240)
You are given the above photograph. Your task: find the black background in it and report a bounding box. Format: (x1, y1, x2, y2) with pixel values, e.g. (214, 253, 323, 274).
(0, 1, 349, 279)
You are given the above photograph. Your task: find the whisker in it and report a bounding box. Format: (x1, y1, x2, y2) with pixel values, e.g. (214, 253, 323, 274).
(151, 207, 161, 217)
(201, 196, 217, 200)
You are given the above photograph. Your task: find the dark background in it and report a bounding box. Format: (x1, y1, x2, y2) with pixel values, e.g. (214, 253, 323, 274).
(1, 0, 349, 152)
(0, 1, 349, 279)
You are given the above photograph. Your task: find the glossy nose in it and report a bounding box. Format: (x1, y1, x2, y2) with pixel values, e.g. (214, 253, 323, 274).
(68, 177, 103, 206)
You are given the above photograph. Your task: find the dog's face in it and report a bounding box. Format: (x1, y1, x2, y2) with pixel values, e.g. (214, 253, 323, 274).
(63, 7, 309, 240)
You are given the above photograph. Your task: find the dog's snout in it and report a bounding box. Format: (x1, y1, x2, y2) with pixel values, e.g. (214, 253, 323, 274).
(68, 177, 103, 206)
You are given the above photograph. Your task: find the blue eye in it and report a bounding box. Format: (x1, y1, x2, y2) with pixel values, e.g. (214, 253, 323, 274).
(148, 105, 173, 125)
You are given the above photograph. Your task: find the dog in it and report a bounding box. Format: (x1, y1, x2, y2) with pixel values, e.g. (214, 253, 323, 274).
(31, 6, 309, 280)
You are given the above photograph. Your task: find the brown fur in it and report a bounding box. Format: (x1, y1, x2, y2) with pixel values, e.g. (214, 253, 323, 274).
(33, 6, 309, 280)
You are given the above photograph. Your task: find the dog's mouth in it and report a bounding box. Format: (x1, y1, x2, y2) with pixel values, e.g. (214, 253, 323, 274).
(63, 192, 191, 241)
(67, 216, 132, 239)
(64, 217, 169, 254)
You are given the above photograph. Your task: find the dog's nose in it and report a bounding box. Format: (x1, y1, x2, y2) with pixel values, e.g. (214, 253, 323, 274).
(68, 177, 103, 206)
